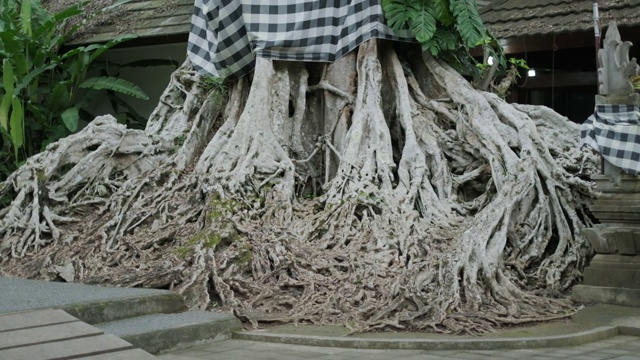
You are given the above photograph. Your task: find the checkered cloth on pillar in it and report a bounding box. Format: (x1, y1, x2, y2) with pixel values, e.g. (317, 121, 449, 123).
(187, 0, 413, 79)
(581, 104, 640, 175)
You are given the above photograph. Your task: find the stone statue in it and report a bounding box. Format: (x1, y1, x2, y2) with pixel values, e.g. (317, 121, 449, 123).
(598, 21, 639, 97)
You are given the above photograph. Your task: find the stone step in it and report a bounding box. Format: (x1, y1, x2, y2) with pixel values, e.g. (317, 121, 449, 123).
(588, 208, 640, 223)
(591, 174, 640, 193)
(0, 277, 187, 324)
(572, 285, 640, 307)
(582, 255, 640, 289)
(583, 267, 640, 289)
(583, 228, 640, 255)
(64, 292, 188, 325)
(96, 310, 242, 354)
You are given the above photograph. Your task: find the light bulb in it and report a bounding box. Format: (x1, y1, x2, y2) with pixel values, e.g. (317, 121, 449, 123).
(528, 69, 536, 77)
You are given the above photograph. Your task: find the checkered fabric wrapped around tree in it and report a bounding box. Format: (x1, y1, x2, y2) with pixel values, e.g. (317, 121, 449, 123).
(187, 0, 413, 79)
(581, 104, 640, 175)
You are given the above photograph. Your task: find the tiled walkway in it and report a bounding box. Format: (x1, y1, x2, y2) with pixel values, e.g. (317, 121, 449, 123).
(161, 335, 640, 360)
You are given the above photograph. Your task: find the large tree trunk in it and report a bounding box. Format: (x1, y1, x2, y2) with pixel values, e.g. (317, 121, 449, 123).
(0, 40, 598, 334)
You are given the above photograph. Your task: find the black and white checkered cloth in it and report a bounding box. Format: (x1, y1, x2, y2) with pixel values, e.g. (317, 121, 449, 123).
(581, 104, 640, 175)
(187, 0, 413, 79)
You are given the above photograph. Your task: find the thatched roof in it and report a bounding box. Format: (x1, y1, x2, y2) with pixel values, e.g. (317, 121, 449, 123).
(482, 0, 640, 39)
(63, 0, 498, 46)
(57, 0, 640, 47)
(43, 0, 191, 46)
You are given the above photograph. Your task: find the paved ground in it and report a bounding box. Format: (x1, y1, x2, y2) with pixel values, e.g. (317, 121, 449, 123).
(2, 276, 639, 359)
(0, 309, 155, 360)
(160, 335, 640, 360)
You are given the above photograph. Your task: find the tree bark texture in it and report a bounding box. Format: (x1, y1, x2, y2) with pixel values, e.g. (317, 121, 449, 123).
(0, 40, 598, 334)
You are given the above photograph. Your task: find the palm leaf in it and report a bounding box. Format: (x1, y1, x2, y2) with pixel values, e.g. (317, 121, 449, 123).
(79, 76, 149, 100)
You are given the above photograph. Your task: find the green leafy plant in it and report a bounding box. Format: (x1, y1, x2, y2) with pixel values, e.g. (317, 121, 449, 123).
(508, 57, 529, 75)
(0, 0, 147, 180)
(382, 0, 504, 79)
(382, 0, 486, 55)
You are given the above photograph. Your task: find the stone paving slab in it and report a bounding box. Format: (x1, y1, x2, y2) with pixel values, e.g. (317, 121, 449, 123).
(0, 309, 158, 360)
(0, 321, 101, 349)
(0, 333, 133, 360)
(0, 309, 76, 332)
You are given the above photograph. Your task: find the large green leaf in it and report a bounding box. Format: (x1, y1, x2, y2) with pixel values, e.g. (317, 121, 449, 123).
(79, 77, 149, 100)
(48, 83, 71, 113)
(61, 107, 79, 132)
(382, 0, 419, 31)
(9, 97, 24, 155)
(19, 0, 31, 35)
(410, 2, 437, 44)
(15, 63, 57, 93)
(0, 30, 22, 56)
(450, 0, 485, 48)
(432, 0, 454, 26)
(0, 59, 15, 130)
(88, 34, 137, 63)
(0, 94, 11, 131)
(2, 58, 15, 94)
(60, 46, 87, 61)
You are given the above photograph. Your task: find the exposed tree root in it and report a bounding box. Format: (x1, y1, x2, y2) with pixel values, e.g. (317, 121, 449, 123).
(0, 40, 598, 334)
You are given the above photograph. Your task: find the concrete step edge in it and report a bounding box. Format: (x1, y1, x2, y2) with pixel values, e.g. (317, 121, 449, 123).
(97, 311, 242, 354)
(62, 292, 187, 324)
(232, 326, 619, 351)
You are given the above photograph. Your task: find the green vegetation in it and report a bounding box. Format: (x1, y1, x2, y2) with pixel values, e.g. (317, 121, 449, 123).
(0, 0, 147, 180)
(382, 0, 504, 76)
(201, 75, 228, 107)
(208, 195, 242, 220)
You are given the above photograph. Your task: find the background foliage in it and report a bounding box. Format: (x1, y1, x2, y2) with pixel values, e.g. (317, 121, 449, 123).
(0, 0, 148, 181)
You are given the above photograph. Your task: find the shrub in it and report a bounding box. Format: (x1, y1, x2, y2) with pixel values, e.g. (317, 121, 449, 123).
(0, 0, 148, 180)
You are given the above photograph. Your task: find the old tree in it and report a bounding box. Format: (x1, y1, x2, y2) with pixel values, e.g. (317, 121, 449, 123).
(0, 0, 597, 333)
